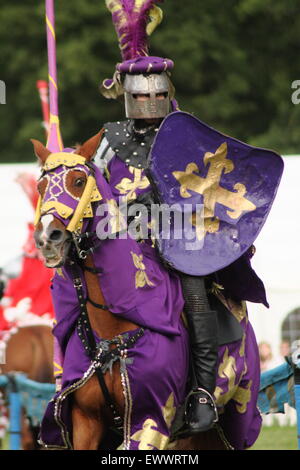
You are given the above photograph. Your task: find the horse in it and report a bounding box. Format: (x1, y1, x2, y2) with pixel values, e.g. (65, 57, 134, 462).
(0, 324, 54, 449)
(0, 179, 55, 449)
(31, 134, 262, 451)
(1, 325, 54, 383)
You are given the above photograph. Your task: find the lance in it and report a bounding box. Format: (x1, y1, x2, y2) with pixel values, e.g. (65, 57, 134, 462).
(45, 0, 64, 152)
(43, 0, 65, 386)
(36, 79, 50, 136)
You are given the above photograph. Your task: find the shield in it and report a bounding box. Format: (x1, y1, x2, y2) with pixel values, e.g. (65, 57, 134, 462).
(149, 111, 284, 275)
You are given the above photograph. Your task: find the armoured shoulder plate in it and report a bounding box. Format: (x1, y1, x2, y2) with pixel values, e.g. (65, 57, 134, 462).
(104, 120, 158, 169)
(93, 135, 115, 173)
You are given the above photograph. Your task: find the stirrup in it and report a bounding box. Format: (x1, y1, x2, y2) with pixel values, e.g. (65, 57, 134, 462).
(184, 387, 218, 433)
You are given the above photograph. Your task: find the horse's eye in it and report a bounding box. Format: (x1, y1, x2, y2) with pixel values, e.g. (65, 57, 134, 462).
(74, 178, 86, 188)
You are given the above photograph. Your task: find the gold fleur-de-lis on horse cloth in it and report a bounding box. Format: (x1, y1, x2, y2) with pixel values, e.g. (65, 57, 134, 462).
(214, 347, 252, 414)
(115, 166, 150, 202)
(130, 252, 155, 289)
(130, 393, 177, 450)
(172, 142, 256, 240)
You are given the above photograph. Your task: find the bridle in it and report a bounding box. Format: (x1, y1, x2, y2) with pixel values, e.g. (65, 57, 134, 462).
(34, 153, 102, 234)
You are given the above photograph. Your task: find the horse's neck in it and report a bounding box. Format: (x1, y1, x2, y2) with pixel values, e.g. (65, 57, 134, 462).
(83, 255, 137, 341)
(82, 170, 138, 339)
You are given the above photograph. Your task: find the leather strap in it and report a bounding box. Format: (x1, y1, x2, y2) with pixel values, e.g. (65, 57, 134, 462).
(72, 231, 102, 260)
(86, 296, 109, 311)
(69, 261, 124, 431)
(83, 265, 103, 274)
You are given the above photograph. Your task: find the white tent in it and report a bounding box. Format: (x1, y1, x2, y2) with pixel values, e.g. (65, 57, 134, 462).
(248, 155, 300, 361)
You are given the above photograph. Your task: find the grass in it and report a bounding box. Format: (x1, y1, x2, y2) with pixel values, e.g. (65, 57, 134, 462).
(1, 433, 9, 450)
(251, 425, 298, 450)
(1, 425, 298, 451)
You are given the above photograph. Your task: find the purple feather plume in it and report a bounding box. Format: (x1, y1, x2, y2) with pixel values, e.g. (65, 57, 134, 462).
(106, 0, 164, 61)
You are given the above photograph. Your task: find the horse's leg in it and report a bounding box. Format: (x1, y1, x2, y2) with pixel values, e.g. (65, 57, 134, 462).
(21, 412, 36, 450)
(72, 403, 104, 450)
(72, 375, 105, 450)
(72, 367, 125, 450)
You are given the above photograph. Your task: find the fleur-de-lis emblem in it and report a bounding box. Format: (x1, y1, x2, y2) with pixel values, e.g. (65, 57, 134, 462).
(131, 252, 155, 289)
(130, 393, 176, 450)
(173, 142, 256, 240)
(214, 347, 252, 414)
(115, 166, 150, 201)
(106, 199, 127, 234)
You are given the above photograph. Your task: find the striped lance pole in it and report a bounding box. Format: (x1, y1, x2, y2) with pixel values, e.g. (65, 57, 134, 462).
(44, 0, 65, 386)
(45, 0, 64, 152)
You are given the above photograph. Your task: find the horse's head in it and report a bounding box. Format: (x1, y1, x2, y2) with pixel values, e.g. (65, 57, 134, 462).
(32, 133, 103, 268)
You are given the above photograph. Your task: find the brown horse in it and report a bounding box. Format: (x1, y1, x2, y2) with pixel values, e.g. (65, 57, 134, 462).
(31, 135, 234, 451)
(1, 325, 54, 383)
(1, 325, 54, 449)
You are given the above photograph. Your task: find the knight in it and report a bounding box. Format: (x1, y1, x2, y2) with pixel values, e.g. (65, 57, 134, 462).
(91, 0, 282, 436)
(93, 0, 220, 435)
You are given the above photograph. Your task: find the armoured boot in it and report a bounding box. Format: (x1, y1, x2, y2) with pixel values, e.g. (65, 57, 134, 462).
(181, 275, 219, 434)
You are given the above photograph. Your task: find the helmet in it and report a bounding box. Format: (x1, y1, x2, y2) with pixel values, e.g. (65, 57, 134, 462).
(123, 73, 171, 119)
(101, 1, 176, 116)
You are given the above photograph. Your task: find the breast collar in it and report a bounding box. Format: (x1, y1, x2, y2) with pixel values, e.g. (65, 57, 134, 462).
(104, 120, 159, 169)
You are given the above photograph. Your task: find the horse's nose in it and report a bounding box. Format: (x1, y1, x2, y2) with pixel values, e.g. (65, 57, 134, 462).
(48, 228, 65, 244)
(35, 228, 65, 248)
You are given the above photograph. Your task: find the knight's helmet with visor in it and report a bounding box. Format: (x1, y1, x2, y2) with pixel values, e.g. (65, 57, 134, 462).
(100, 0, 176, 119)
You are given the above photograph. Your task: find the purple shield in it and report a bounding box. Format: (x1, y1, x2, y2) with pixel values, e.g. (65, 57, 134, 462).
(149, 111, 284, 275)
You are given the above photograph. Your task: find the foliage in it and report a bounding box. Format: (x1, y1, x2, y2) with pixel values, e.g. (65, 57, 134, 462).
(0, 0, 300, 162)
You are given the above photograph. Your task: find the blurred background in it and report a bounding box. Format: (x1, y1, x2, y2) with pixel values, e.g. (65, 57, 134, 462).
(0, 0, 300, 448)
(1, 0, 300, 160)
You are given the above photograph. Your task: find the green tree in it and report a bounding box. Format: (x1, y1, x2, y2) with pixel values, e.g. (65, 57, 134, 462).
(0, 0, 300, 163)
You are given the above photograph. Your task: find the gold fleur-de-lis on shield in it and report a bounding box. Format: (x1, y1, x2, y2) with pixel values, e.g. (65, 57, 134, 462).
(173, 142, 257, 241)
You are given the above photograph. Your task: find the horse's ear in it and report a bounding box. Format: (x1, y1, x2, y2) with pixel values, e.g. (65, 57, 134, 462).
(30, 139, 51, 165)
(77, 130, 104, 161)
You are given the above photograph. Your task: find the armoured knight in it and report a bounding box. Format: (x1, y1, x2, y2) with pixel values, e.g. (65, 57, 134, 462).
(93, 0, 280, 436)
